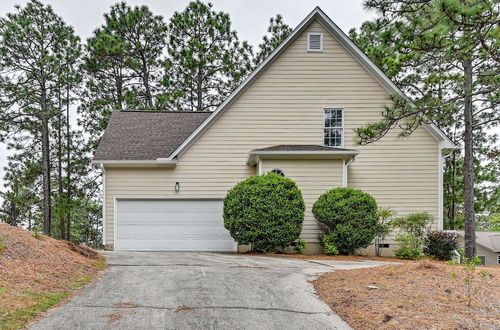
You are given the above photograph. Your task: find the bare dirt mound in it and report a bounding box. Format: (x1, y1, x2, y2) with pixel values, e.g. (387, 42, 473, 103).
(0, 223, 105, 328)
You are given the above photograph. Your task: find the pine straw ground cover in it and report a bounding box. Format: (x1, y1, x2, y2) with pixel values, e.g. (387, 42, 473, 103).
(241, 252, 410, 263)
(0, 224, 105, 329)
(312, 260, 500, 329)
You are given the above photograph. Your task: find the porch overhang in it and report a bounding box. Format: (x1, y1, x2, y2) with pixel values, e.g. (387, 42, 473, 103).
(247, 145, 360, 166)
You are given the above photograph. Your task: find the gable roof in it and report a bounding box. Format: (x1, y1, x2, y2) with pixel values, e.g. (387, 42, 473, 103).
(476, 231, 500, 253)
(167, 6, 455, 160)
(448, 231, 500, 253)
(93, 110, 210, 161)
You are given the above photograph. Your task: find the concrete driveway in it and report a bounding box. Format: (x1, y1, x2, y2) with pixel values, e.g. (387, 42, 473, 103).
(31, 252, 391, 330)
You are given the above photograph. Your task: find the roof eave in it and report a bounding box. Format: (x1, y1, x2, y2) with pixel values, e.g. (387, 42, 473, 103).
(91, 158, 177, 168)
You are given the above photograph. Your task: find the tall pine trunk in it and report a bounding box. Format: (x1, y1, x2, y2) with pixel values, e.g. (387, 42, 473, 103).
(66, 85, 71, 241)
(141, 55, 152, 108)
(58, 85, 66, 239)
(463, 59, 476, 260)
(41, 115, 52, 235)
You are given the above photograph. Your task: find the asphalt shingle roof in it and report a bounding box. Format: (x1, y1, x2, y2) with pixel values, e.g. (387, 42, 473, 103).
(93, 110, 211, 161)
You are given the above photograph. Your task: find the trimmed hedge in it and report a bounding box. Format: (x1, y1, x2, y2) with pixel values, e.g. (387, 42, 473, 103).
(223, 173, 305, 252)
(312, 187, 379, 255)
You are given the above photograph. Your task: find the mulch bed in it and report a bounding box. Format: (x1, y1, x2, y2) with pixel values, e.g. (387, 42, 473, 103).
(312, 260, 500, 329)
(239, 252, 410, 263)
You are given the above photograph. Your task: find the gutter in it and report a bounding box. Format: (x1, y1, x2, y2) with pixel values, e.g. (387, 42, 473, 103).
(91, 158, 177, 167)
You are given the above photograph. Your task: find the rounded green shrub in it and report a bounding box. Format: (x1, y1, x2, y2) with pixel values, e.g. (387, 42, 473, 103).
(223, 173, 305, 252)
(423, 231, 460, 260)
(312, 187, 379, 255)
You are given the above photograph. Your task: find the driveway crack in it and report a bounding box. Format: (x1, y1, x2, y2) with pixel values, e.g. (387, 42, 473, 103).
(75, 304, 330, 315)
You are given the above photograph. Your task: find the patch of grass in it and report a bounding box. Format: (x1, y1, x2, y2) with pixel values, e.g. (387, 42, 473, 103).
(32, 232, 43, 240)
(0, 286, 8, 299)
(0, 234, 6, 253)
(0, 291, 70, 330)
(92, 258, 107, 271)
(0, 274, 95, 329)
(68, 274, 92, 290)
(386, 265, 396, 276)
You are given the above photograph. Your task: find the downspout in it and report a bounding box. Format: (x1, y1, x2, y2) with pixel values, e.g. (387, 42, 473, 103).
(342, 158, 355, 187)
(438, 147, 453, 230)
(100, 164, 106, 247)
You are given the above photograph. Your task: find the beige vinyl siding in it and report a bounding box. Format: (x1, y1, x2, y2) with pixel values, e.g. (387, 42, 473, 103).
(104, 20, 439, 246)
(475, 246, 500, 266)
(261, 159, 343, 240)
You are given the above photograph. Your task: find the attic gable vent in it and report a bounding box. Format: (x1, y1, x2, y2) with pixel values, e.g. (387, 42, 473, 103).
(307, 32, 323, 52)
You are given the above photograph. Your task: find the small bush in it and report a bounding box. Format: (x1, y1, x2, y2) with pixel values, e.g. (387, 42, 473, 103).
(391, 212, 433, 238)
(374, 208, 396, 257)
(223, 173, 305, 253)
(313, 187, 379, 255)
(395, 246, 422, 259)
(322, 234, 340, 255)
(33, 232, 43, 240)
(395, 233, 423, 259)
(449, 257, 490, 307)
(423, 231, 460, 260)
(293, 239, 307, 254)
(392, 212, 433, 259)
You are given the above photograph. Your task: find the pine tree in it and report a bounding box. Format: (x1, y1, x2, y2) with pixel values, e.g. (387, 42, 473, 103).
(352, 0, 499, 259)
(254, 14, 292, 66)
(80, 2, 168, 146)
(162, 1, 253, 111)
(0, 0, 81, 235)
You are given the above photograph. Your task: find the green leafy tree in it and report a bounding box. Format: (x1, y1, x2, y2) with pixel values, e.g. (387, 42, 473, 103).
(351, 0, 499, 259)
(0, 0, 81, 235)
(254, 14, 292, 66)
(162, 1, 253, 111)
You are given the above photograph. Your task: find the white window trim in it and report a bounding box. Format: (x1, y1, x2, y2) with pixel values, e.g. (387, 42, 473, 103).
(498, 255, 500, 265)
(270, 168, 285, 177)
(323, 108, 344, 147)
(307, 32, 323, 52)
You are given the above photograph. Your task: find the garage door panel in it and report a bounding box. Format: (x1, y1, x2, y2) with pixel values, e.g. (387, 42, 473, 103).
(117, 214, 224, 226)
(116, 199, 236, 251)
(117, 238, 236, 251)
(118, 226, 232, 238)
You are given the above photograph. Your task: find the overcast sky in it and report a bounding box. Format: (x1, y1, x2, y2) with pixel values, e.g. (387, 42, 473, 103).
(0, 0, 376, 189)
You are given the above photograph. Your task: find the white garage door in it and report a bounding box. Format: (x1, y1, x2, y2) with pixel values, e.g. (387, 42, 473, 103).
(116, 199, 236, 251)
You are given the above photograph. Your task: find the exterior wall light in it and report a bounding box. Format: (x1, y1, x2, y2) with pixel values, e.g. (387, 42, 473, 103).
(175, 182, 180, 192)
